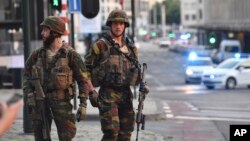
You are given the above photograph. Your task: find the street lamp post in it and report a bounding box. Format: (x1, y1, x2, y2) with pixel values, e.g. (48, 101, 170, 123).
(22, 0, 33, 133)
(156, 0, 166, 37)
(161, 2, 166, 37)
(131, 0, 135, 40)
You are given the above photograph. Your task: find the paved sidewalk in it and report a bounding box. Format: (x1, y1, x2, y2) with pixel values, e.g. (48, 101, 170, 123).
(0, 89, 168, 141)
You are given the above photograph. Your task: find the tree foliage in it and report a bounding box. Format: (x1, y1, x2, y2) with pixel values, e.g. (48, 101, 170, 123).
(165, 0, 180, 24)
(150, 0, 180, 25)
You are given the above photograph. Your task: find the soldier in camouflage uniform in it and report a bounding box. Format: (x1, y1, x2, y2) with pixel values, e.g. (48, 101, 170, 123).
(23, 16, 89, 141)
(85, 9, 147, 141)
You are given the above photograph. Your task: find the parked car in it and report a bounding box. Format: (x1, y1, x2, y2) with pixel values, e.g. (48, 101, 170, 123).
(202, 58, 250, 89)
(157, 37, 171, 48)
(185, 54, 214, 84)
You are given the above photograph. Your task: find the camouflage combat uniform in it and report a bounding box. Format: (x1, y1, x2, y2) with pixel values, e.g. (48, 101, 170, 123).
(23, 16, 89, 141)
(85, 9, 140, 141)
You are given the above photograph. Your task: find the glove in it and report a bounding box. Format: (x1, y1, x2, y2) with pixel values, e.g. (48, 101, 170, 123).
(89, 90, 100, 107)
(76, 103, 87, 122)
(139, 82, 149, 94)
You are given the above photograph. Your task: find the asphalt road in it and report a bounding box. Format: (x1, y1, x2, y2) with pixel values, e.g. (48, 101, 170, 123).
(138, 41, 250, 141)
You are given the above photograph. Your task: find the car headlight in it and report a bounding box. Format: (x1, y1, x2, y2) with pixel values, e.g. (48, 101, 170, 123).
(186, 69, 193, 75)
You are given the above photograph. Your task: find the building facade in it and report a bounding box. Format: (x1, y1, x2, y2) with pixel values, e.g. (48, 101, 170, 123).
(124, 0, 150, 38)
(100, 0, 121, 25)
(181, 0, 203, 27)
(181, 0, 250, 52)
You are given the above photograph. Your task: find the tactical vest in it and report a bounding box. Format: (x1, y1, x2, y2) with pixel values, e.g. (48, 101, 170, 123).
(91, 38, 139, 87)
(32, 46, 73, 100)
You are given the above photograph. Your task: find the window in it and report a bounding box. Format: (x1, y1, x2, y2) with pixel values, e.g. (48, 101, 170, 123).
(185, 15, 189, 20)
(225, 46, 240, 53)
(199, 9, 203, 19)
(192, 14, 196, 20)
(1, 0, 22, 20)
(217, 60, 239, 69)
(240, 61, 250, 69)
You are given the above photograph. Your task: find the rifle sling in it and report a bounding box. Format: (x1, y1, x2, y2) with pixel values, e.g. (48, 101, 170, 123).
(103, 34, 140, 69)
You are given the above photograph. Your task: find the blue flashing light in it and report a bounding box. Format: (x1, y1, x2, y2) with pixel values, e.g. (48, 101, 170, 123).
(234, 53, 241, 59)
(188, 52, 197, 60)
(186, 33, 192, 39)
(210, 75, 215, 79)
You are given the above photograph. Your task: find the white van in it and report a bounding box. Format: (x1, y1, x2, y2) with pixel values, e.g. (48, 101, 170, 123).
(212, 40, 241, 63)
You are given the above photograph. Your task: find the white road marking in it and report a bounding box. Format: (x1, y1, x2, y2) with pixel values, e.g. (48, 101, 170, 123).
(184, 102, 199, 111)
(163, 106, 170, 110)
(163, 101, 250, 122)
(163, 101, 174, 118)
(166, 114, 174, 118)
(165, 110, 172, 113)
(173, 116, 250, 122)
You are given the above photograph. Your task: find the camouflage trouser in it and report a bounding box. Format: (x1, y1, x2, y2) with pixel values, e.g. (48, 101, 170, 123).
(98, 86, 135, 141)
(32, 100, 76, 141)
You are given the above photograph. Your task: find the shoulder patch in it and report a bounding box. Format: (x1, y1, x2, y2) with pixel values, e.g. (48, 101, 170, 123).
(92, 43, 100, 55)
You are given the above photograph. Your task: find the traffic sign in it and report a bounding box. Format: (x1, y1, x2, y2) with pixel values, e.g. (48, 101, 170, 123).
(68, 0, 81, 13)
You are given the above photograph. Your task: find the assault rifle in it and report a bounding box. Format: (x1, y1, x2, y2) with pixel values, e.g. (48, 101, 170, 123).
(136, 63, 147, 141)
(29, 66, 51, 140)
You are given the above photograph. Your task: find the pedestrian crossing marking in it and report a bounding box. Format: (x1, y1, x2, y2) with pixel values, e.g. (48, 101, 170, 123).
(163, 101, 250, 122)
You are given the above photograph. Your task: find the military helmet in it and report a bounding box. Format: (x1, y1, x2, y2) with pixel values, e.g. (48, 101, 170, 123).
(106, 9, 130, 27)
(40, 16, 65, 35)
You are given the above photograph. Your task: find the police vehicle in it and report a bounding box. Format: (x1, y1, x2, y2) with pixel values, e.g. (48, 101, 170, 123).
(202, 54, 250, 89)
(185, 52, 214, 84)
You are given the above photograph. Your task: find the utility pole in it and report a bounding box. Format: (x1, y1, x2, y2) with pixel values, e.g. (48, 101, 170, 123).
(131, 0, 135, 40)
(70, 13, 78, 110)
(161, 2, 166, 37)
(153, 4, 157, 30)
(22, 0, 33, 133)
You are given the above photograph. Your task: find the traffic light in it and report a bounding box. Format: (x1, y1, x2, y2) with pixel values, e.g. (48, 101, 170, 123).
(50, 0, 61, 11)
(151, 31, 157, 37)
(208, 32, 217, 45)
(168, 31, 175, 39)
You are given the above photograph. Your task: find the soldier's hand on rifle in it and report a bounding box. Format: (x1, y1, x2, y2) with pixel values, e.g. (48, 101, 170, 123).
(139, 82, 149, 94)
(76, 98, 87, 122)
(89, 90, 100, 108)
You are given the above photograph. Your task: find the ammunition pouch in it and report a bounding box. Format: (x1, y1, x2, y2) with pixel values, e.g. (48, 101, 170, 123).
(50, 66, 73, 90)
(46, 88, 73, 100)
(105, 66, 123, 87)
(91, 64, 106, 87)
(104, 55, 124, 87)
